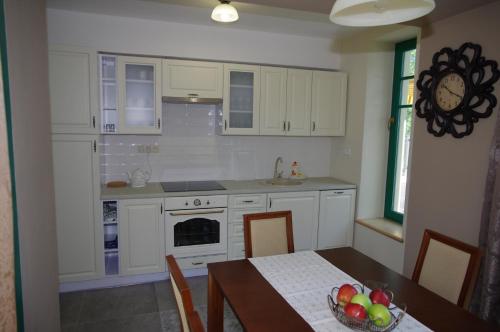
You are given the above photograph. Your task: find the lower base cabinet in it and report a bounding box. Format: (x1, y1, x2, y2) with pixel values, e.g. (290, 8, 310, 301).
(268, 191, 320, 251)
(119, 199, 165, 275)
(228, 194, 267, 260)
(317, 190, 356, 249)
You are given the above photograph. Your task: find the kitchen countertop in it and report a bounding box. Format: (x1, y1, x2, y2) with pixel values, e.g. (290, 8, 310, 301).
(100, 177, 356, 200)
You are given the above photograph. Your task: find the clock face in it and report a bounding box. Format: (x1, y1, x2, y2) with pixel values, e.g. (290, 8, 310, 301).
(435, 72, 465, 111)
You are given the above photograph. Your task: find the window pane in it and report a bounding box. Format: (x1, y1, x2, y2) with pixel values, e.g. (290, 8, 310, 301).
(393, 107, 413, 213)
(399, 78, 415, 106)
(402, 49, 416, 77)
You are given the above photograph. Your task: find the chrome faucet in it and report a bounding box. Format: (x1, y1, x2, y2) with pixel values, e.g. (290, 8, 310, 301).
(273, 156, 284, 179)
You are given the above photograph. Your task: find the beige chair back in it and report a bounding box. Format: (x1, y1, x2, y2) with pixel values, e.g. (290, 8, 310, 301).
(166, 255, 195, 332)
(412, 230, 481, 307)
(243, 211, 294, 258)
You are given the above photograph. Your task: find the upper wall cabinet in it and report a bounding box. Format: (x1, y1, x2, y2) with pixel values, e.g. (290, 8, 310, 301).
(100, 55, 162, 135)
(49, 45, 98, 134)
(260, 66, 287, 135)
(311, 71, 347, 136)
(286, 69, 313, 136)
(162, 60, 223, 99)
(222, 64, 260, 135)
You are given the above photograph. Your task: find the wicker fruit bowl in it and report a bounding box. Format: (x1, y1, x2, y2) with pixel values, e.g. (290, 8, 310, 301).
(327, 283, 406, 332)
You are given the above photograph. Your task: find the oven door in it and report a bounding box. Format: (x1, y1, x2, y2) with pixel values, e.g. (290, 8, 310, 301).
(165, 208, 227, 257)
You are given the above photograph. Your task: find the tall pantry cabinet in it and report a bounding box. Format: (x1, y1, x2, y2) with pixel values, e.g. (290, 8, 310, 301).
(49, 45, 103, 282)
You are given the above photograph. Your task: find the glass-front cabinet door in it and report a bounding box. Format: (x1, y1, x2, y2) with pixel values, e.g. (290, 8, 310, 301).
(222, 64, 260, 135)
(100, 55, 162, 135)
(118, 56, 162, 134)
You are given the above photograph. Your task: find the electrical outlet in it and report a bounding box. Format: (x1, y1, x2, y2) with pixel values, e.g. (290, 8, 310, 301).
(137, 144, 160, 153)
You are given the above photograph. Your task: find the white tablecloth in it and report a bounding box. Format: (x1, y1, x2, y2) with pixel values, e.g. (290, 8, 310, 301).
(249, 251, 432, 332)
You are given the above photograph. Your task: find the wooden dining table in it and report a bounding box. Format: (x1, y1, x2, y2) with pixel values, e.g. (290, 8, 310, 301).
(206, 247, 496, 332)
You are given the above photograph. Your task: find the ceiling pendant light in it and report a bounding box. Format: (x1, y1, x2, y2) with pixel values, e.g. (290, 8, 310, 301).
(211, 0, 239, 23)
(330, 0, 435, 27)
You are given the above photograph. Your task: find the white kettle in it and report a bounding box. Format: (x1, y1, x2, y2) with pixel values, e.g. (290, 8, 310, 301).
(127, 168, 151, 188)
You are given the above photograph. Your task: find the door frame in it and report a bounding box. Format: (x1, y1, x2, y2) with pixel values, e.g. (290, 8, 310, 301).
(0, 0, 24, 330)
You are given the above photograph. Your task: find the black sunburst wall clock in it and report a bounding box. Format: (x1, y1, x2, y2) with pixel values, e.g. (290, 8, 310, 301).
(415, 42, 500, 138)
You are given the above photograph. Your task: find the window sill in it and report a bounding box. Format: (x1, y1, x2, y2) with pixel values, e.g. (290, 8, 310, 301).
(355, 218, 404, 243)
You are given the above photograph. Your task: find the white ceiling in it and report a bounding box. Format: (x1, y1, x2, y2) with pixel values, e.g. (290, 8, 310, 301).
(46, 0, 356, 38)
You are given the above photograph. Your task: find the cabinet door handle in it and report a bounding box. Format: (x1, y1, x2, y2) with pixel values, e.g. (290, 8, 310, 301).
(188, 93, 199, 97)
(160, 203, 163, 214)
(191, 261, 204, 266)
(92, 115, 96, 128)
(288, 121, 291, 131)
(334, 191, 345, 194)
(93, 140, 96, 153)
(242, 200, 254, 203)
(312, 121, 316, 131)
(269, 199, 272, 209)
(157, 118, 161, 129)
(283, 121, 286, 132)
(224, 120, 228, 131)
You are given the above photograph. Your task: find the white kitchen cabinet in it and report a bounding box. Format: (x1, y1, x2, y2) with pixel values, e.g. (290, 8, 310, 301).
(100, 55, 162, 134)
(163, 59, 223, 99)
(228, 194, 267, 260)
(268, 191, 319, 251)
(49, 45, 98, 134)
(311, 71, 347, 136)
(222, 64, 260, 135)
(286, 69, 312, 136)
(260, 66, 287, 136)
(52, 135, 102, 282)
(318, 190, 356, 249)
(119, 198, 165, 275)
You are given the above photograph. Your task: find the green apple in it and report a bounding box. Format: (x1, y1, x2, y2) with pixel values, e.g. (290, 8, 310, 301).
(350, 294, 372, 310)
(368, 304, 391, 327)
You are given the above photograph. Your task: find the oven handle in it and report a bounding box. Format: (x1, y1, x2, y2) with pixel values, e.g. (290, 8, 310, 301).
(168, 209, 225, 216)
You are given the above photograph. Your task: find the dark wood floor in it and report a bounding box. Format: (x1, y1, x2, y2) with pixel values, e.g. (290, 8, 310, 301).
(60, 276, 242, 332)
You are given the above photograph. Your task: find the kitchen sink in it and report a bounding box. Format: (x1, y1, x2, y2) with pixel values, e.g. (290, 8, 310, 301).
(263, 178, 303, 186)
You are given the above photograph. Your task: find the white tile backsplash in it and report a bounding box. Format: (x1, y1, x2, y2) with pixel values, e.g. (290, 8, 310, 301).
(100, 104, 333, 183)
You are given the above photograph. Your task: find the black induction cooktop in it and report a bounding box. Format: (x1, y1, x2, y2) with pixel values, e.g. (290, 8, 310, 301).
(160, 181, 226, 193)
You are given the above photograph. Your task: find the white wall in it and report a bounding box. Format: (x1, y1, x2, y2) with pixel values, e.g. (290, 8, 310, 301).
(47, 9, 341, 69)
(101, 104, 333, 183)
(5, 0, 60, 330)
(403, 1, 500, 277)
(332, 31, 397, 219)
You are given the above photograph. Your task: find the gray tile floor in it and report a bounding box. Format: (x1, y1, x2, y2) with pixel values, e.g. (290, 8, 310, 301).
(60, 276, 242, 332)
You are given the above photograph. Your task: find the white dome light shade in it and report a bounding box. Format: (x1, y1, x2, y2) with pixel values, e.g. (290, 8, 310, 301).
(211, 1, 239, 23)
(330, 0, 435, 27)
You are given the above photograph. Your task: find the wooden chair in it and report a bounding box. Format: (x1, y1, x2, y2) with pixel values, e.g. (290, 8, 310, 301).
(166, 255, 199, 332)
(243, 211, 294, 258)
(412, 229, 482, 307)
(187, 310, 205, 332)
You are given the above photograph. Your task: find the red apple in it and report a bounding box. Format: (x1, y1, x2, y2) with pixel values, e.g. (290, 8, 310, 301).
(369, 289, 391, 308)
(336, 284, 358, 307)
(344, 303, 367, 320)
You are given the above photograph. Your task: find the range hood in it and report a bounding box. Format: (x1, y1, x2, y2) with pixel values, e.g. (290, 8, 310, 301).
(162, 96, 223, 105)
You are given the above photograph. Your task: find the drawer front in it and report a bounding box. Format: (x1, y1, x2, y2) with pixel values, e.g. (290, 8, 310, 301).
(229, 208, 266, 223)
(229, 222, 244, 237)
(175, 254, 227, 270)
(229, 194, 267, 209)
(228, 237, 245, 260)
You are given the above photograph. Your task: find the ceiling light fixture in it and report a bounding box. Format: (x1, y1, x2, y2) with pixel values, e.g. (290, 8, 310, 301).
(330, 0, 435, 27)
(211, 0, 239, 23)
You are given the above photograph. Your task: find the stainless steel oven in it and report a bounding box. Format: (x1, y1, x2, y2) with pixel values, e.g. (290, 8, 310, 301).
(165, 195, 227, 258)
